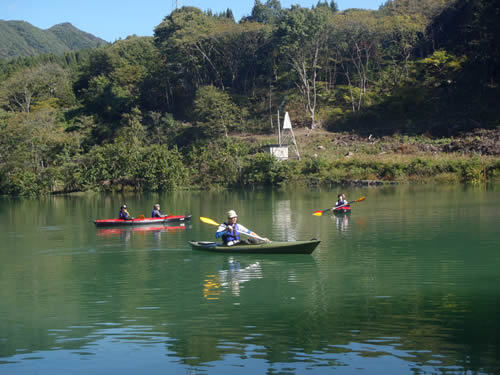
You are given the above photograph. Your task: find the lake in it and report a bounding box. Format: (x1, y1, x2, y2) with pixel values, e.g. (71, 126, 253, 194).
(1, 185, 499, 374)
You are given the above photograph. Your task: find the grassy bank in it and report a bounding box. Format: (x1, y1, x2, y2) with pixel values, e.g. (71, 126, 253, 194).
(2, 129, 499, 196)
(232, 128, 500, 187)
(272, 153, 498, 186)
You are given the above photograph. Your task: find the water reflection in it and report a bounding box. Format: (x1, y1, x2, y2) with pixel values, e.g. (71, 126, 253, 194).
(203, 274, 222, 300)
(204, 258, 263, 299)
(96, 223, 190, 237)
(333, 212, 350, 232)
(96, 223, 191, 246)
(272, 200, 296, 241)
(218, 258, 263, 297)
(1, 187, 500, 374)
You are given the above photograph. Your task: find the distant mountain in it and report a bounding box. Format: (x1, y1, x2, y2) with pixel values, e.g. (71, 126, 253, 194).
(0, 20, 108, 59)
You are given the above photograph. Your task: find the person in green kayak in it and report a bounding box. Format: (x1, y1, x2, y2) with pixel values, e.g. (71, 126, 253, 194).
(119, 204, 133, 220)
(216, 210, 270, 246)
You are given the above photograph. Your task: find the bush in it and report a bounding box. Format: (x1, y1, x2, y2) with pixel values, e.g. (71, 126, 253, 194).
(76, 143, 187, 191)
(2, 169, 41, 196)
(137, 145, 187, 191)
(301, 157, 332, 175)
(458, 158, 485, 184)
(241, 153, 288, 186)
(185, 139, 246, 188)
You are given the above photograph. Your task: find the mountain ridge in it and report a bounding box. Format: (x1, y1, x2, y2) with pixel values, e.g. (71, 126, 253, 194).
(0, 20, 108, 59)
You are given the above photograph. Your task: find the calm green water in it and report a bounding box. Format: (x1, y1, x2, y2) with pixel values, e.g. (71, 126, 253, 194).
(1, 186, 499, 374)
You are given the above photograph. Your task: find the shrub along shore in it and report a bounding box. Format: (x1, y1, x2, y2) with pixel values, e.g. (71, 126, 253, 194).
(249, 128, 500, 187)
(4, 128, 494, 196)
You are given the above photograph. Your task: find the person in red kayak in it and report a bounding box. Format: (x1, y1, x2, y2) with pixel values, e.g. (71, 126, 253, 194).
(119, 204, 133, 220)
(151, 204, 165, 218)
(335, 194, 348, 208)
(215, 210, 269, 246)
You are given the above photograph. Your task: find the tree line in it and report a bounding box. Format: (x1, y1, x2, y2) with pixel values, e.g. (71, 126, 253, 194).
(1, 0, 499, 195)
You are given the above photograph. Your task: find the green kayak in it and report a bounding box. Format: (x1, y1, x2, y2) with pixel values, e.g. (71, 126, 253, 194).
(189, 240, 320, 254)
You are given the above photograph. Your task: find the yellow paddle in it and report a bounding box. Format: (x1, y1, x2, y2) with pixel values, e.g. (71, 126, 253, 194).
(200, 217, 270, 242)
(199, 217, 220, 226)
(313, 196, 366, 216)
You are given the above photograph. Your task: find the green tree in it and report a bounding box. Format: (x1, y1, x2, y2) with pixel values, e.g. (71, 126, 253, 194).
(115, 107, 146, 148)
(154, 7, 223, 90)
(276, 6, 331, 128)
(0, 63, 73, 112)
(137, 144, 187, 191)
(424, 0, 500, 89)
(193, 85, 239, 138)
(376, 14, 425, 89)
(329, 10, 382, 113)
(75, 37, 157, 143)
(0, 107, 81, 195)
(209, 21, 272, 93)
(245, 0, 283, 24)
(185, 139, 248, 187)
(417, 50, 466, 88)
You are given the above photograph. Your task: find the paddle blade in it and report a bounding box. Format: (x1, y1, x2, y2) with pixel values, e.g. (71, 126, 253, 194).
(313, 211, 323, 216)
(200, 216, 220, 226)
(138, 214, 145, 219)
(354, 196, 366, 203)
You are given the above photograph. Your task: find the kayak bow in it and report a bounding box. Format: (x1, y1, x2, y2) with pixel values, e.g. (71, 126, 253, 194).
(333, 206, 351, 214)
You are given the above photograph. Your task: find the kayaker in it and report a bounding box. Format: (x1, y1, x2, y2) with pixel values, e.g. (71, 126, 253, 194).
(335, 194, 348, 207)
(216, 210, 269, 246)
(151, 204, 165, 218)
(119, 204, 133, 220)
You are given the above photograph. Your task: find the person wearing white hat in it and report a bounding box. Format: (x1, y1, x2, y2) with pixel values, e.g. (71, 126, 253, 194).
(215, 209, 269, 246)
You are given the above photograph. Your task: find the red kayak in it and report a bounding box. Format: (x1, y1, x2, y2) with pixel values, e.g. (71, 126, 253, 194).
(333, 206, 351, 214)
(94, 214, 192, 227)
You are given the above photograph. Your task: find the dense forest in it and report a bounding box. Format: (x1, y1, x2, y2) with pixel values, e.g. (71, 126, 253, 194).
(1, 0, 499, 195)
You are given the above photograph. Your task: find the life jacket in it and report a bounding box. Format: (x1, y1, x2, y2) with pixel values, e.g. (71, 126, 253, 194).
(336, 199, 347, 207)
(119, 211, 130, 220)
(222, 222, 240, 244)
(152, 209, 162, 218)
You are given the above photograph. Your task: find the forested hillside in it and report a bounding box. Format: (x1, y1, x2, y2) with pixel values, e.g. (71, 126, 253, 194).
(0, 0, 499, 195)
(0, 20, 107, 59)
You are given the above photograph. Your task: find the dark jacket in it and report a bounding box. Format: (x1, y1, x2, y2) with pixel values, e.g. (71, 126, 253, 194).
(152, 209, 163, 218)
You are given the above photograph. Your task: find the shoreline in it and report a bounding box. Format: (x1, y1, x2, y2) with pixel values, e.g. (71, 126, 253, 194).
(3, 128, 500, 197)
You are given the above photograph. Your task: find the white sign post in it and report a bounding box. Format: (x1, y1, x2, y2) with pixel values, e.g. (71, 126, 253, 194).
(280, 112, 300, 160)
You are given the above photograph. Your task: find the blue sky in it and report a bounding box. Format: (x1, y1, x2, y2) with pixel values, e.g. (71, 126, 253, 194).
(1, 0, 385, 42)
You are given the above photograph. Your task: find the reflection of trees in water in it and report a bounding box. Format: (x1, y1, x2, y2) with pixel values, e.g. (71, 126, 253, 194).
(2, 251, 498, 373)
